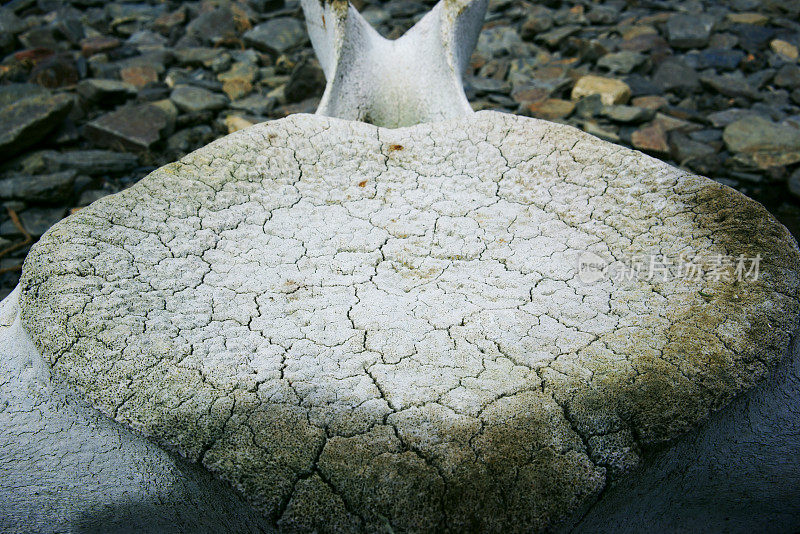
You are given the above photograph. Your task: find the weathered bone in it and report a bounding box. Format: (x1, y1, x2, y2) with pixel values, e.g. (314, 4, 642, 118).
(2, 0, 800, 531)
(300, 0, 487, 127)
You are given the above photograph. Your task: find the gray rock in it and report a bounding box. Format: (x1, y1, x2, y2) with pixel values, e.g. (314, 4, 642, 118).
(519, 8, 553, 40)
(0, 84, 48, 107)
(84, 104, 172, 152)
(126, 30, 168, 50)
(535, 25, 580, 48)
(19, 27, 59, 50)
(186, 7, 236, 46)
(477, 27, 526, 57)
(0, 90, 73, 160)
(600, 105, 656, 123)
(165, 125, 215, 154)
(0, 8, 25, 37)
(789, 168, 800, 200)
(76, 79, 136, 104)
(665, 14, 715, 49)
(229, 92, 276, 115)
(775, 64, 800, 89)
(0, 207, 65, 237)
(707, 108, 762, 128)
(653, 58, 700, 94)
(0, 171, 76, 203)
(587, 5, 619, 25)
(723, 116, 800, 168)
(668, 131, 718, 173)
(244, 18, 307, 55)
(683, 49, 744, 71)
(574, 94, 604, 118)
(700, 73, 760, 99)
(174, 47, 220, 67)
(597, 51, 646, 74)
(284, 59, 326, 103)
(170, 85, 229, 113)
(44, 150, 139, 176)
(468, 76, 512, 95)
(77, 188, 113, 206)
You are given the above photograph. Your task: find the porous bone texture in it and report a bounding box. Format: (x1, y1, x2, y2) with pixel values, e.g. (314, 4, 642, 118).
(19, 111, 800, 532)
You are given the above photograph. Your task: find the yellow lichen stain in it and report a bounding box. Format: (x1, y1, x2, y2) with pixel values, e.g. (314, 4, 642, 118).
(388, 144, 404, 152)
(358, 180, 367, 187)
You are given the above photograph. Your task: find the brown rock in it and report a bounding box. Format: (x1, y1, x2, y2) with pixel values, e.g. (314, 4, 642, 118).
(621, 25, 658, 41)
(218, 62, 258, 101)
(632, 123, 669, 154)
(523, 99, 575, 120)
(571, 75, 631, 105)
(726, 13, 769, 25)
(632, 96, 669, 110)
(511, 86, 550, 103)
(121, 65, 159, 89)
(28, 54, 79, 88)
(80, 36, 120, 57)
(770, 39, 799, 61)
(153, 8, 186, 35)
(225, 115, 255, 133)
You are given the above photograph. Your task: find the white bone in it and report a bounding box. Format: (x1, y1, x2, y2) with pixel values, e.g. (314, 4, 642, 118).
(300, 0, 487, 127)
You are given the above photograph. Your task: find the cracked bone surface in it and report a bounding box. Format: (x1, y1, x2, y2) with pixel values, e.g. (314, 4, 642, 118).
(301, 0, 486, 127)
(4, 110, 800, 532)
(3, 1, 800, 531)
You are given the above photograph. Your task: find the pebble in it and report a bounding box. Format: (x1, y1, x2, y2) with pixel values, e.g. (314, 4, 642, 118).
(522, 99, 575, 120)
(726, 13, 769, 25)
(597, 51, 645, 74)
(0, 207, 66, 238)
(84, 103, 172, 152)
(789, 168, 800, 200)
(76, 79, 136, 104)
(723, 116, 800, 168)
(775, 65, 800, 89)
(700, 73, 759, 99)
(683, 49, 744, 71)
(632, 123, 670, 154)
(0, 170, 76, 203)
(571, 75, 631, 105)
(224, 115, 255, 134)
(244, 18, 307, 56)
(631, 96, 669, 110)
(665, 14, 715, 49)
(218, 62, 258, 101)
(170, 85, 229, 113)
(771, 39, 799, 61)
(653, 58, 700, 94)
(0, 89, 73, 159)
(600, 105, 655, 123)
(284, 59, 326, 103)
(121, 65, 159, 89)
(43, 150, 139, 175)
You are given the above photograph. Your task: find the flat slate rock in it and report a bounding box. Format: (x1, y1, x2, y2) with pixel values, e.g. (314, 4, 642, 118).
(0, 91, 73, 159)
(19, 111, 800, 533)
(83, 103, 172, 152)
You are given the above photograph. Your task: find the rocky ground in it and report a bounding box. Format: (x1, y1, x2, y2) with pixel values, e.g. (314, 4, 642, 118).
(0, 0, 799, 299)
